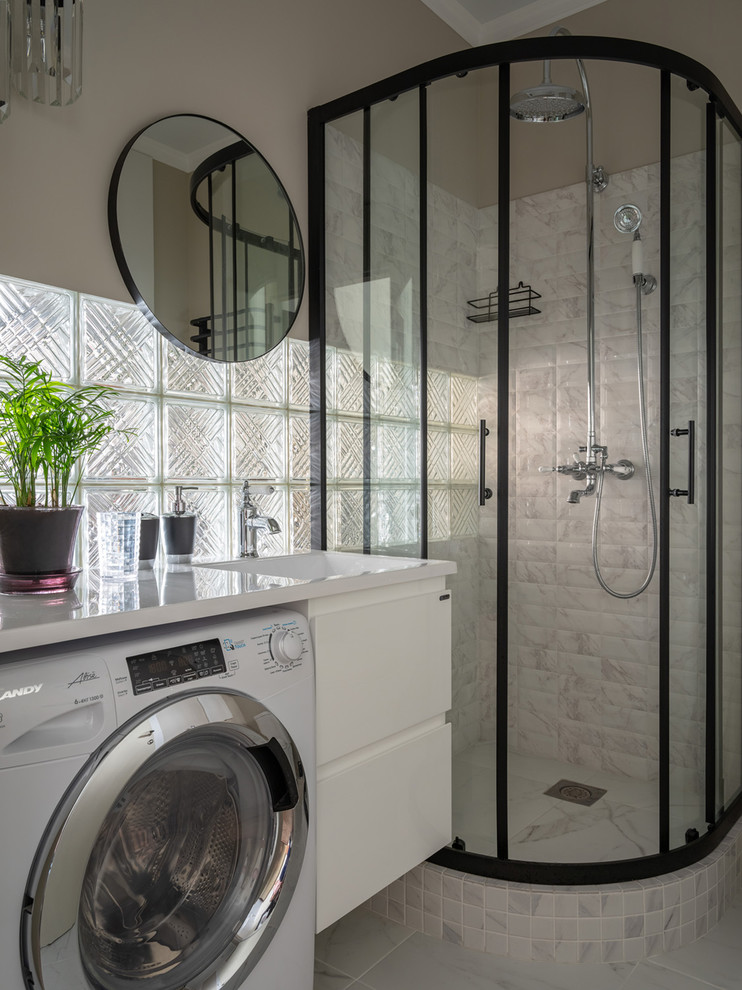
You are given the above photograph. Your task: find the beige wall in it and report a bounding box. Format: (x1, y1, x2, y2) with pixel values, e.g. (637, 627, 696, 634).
(301, 0, 742, 212)
(2, 0, 742, 323)
(0, 0, 463, 335)
(497, 0, 742, 203)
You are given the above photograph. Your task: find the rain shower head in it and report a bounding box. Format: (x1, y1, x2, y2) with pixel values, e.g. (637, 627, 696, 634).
(614, 204, 643, 234)
(509, 79, 586, 122)
(510, 43, 586, 123)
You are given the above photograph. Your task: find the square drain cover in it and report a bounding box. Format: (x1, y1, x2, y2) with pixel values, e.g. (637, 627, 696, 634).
(544, 779, 607, 807)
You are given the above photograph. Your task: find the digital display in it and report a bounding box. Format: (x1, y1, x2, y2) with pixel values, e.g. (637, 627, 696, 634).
(126, 638, 226, 694)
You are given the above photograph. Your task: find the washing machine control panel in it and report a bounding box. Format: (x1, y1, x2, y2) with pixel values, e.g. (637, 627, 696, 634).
(126, 638, 226, 695)
(269, 628, 304, 666)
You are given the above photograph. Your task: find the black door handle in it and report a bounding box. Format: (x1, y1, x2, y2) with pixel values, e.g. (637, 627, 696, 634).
(670, 420, 695, 505)
(479, 420, 492, 506)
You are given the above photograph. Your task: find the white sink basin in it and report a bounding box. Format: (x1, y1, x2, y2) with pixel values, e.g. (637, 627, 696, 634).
(199, 551, 428, 583)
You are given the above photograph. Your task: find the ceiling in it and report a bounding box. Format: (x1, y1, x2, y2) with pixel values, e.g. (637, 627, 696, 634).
(418, 0, 607, 45)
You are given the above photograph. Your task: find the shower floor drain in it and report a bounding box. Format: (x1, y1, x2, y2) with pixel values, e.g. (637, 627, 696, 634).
(544, 779, 607, 807)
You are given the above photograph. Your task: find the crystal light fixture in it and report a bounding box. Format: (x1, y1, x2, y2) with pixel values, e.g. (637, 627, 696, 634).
(0, 1, 10, 122)
(12, 0, 82, 106)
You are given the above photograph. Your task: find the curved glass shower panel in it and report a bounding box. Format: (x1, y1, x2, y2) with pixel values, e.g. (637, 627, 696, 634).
(323, 111, 366, 552)
(667, 75, 709, 847)
(308, 35, 742, 882)
(504, 57, 664, 865)
(426, 68, 498, 855)
(368, 90, 422, 555)
(718, 118, 742, 811)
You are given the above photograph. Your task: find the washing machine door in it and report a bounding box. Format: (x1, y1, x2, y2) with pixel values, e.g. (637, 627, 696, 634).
(21, 689, 308, 990)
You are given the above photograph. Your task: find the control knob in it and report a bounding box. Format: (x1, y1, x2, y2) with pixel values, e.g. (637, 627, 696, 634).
(269, 628, 303, 666)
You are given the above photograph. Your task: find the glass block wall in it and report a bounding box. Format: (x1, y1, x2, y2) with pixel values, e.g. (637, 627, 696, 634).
(0, 272, 476, 567)
(324, 344, 479, 551)
(0, 273, 311, 567)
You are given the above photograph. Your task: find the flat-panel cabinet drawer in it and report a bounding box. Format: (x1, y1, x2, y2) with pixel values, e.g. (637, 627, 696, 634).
(312, 590, 452, 765)
(316, 722, 451, 932)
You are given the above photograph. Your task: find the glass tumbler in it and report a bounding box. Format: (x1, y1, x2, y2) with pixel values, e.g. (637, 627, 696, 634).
(97, 512, 141, 580)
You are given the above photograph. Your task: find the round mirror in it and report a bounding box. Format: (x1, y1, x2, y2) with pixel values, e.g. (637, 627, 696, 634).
(108, 115, 305, 362)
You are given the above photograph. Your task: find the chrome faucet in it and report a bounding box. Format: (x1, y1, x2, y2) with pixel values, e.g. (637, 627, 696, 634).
(540, 445, 635, 504)
(239, 481, 281, 558)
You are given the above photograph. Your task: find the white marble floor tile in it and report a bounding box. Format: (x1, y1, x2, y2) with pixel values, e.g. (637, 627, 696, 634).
(582, 768, 658, 809)
(452, 764, 496, 805)
(620, 960, 731, 989)
(508, 751, 594, 785)
(453, 747, 663, 861)
(455, 741, 498, 770)
(646, 899, 742, 990)
(314, 960, 355, 990)
(315, 907, 415, 981)
(508, 793, 559, 837)
(510, 800, 657, 862)
(317, 903, 742, 990)
(357, 929, 633, 990)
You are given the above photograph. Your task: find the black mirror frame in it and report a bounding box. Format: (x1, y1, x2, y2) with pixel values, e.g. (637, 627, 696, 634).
(108, 113, 305, 364)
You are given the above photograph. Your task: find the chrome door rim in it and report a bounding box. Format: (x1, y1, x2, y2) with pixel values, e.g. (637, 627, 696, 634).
(22, 689, 308, 990)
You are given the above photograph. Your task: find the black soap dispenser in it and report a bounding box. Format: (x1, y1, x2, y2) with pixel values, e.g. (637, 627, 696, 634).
(161, 486, 198, 563)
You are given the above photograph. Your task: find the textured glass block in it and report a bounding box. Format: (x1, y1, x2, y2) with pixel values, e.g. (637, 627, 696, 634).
(0, 276, 74, 378)
(333, 419, 364, 481)
(428, 488, 450, 542)
(373, 358, 419, 419)
(81, 296, 157, 390)
(232, 409, 285, 482)
(451, 374, 478, 427)
(165, 403, 227, 480)
(372, 487, 419, 549)
(331, 348, 363, 414)
(165, 343, 227, 396)
(374, 422, 419, 482)
(329, 488, 364, 550)
(231, 485, 286, 557)
(85, 398, 158, 482)
(184, 487, 228, 560)
(290, 488, 311, 553)
(451, 430, 478, 483)
(289, 415, 310, 481)
(82, 488, 158, 570)
(428, 429, 450, 483)
(289, 339, 310, 407)
(450, 486, 478, 538)
(232, 341, 286, 405)
(427, 369, 449, 424)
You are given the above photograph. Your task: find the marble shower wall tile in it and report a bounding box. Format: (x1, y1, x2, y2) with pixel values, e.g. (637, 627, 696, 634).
(324, 128, 736, 783)
(472, 151, 722, 780)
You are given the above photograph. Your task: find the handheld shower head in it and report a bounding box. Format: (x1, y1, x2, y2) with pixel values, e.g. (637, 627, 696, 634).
(614, 204, 643, 234)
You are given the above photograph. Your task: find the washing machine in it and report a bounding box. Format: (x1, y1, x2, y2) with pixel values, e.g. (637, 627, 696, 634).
(0, 606, 315, 990)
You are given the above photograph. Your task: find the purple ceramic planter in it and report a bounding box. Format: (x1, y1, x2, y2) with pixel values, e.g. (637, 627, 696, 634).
(0, 505, 84, 576)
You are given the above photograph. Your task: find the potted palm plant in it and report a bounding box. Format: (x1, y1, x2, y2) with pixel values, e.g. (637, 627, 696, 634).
(0, 354, 132, 591)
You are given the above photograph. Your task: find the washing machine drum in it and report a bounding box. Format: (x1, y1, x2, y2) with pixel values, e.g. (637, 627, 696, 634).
(21, 690, 308, 990)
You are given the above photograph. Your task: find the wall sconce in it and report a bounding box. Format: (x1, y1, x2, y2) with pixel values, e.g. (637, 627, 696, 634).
(1, 0, 82, 120)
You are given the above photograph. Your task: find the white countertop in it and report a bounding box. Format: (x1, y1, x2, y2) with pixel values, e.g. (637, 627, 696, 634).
(0, 552, 456, 657)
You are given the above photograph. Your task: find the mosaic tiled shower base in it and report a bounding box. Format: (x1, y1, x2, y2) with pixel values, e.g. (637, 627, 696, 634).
(365, 819, 742, 964)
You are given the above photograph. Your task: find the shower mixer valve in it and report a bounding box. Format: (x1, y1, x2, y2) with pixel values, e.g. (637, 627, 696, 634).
(540, 446, 635, 503)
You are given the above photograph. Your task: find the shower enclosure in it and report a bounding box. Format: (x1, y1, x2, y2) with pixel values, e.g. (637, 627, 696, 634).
(308, 36, 742, 882)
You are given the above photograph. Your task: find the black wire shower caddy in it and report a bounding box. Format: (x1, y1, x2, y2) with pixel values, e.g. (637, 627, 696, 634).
(466, 281, 542, 323)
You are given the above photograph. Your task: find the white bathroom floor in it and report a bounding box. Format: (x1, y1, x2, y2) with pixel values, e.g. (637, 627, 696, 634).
(453, 744, 702, 862)
(314, 896, 742, 989)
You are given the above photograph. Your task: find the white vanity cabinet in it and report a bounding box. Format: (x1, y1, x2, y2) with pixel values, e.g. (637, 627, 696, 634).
(305, 577, 452, 932)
